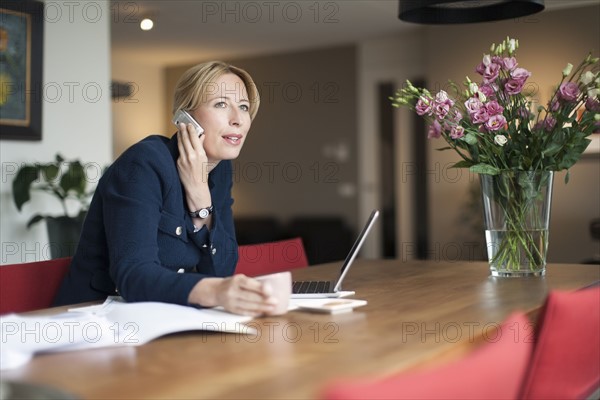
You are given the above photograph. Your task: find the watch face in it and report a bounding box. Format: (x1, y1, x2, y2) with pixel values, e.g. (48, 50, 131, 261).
(199, 208, 209, 219)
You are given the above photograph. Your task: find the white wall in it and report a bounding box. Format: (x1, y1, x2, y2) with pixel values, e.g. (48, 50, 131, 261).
(0, 0, 112, 264)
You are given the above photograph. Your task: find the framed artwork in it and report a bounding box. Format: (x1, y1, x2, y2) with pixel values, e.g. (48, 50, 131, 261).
(0, 1, 44, 141)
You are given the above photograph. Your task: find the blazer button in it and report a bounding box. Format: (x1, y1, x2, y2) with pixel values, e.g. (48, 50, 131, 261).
(212, 247, 217, 255)
(175, 226, 183, 236)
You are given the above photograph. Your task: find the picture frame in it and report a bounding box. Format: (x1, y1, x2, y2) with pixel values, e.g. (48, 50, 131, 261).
(0, 0, 44, 141)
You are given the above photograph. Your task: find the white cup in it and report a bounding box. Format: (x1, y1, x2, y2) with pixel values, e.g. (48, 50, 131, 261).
(255, 271, 292, 316)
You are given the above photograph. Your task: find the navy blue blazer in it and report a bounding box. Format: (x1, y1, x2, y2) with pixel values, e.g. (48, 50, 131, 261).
(54, 134, 238, 306)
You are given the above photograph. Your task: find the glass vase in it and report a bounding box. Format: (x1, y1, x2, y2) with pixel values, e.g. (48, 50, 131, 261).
(480, 171, 554, 277)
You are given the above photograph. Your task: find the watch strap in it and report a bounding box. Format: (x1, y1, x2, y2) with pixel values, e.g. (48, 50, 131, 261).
(188, 205, 213, 219)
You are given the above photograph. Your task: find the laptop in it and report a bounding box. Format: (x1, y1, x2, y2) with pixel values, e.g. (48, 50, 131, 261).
(291, 210, 380, 298)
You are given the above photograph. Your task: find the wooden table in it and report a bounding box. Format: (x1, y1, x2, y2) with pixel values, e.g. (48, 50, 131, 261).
(2, 260, 599, 399)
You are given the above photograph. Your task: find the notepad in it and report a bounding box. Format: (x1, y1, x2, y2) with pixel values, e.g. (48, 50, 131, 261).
(291, 298, 368, 314)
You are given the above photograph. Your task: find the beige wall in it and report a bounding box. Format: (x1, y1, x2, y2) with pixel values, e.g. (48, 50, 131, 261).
(111, 5, 599, 263)
(422, 5, 600, 263)
(111, 60, 166, 157)
(165, 46, 359, 229)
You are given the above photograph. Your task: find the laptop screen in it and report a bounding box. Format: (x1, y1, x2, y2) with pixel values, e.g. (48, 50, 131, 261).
(333, 210, 380, 291)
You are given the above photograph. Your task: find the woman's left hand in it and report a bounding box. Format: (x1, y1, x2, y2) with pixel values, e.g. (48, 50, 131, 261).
(177, 122, 209, 186)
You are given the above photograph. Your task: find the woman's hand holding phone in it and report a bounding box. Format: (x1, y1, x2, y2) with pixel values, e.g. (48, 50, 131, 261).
(176, 118, 212, 230)
(173, 109, 204, 136)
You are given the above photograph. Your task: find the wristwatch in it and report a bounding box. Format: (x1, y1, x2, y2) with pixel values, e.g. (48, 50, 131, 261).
(188, 205, 213, 219)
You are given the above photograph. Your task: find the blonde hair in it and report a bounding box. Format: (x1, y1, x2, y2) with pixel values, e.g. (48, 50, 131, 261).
(172, 61, 260, 120)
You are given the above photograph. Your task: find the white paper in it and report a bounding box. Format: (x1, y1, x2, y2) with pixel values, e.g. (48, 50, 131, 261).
(1, 298, 255, 370)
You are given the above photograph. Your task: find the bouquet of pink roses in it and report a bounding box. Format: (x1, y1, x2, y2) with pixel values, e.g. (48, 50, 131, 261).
(392, 37, 599, 180)
(392, 38, 599, 276)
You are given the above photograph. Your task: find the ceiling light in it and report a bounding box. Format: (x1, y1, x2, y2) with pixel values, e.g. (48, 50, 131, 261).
(140, 17, 154, 31)
(398, 0, 545, 24)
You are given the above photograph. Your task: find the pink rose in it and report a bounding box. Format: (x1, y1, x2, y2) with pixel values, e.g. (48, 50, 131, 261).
(505, 79, 525, 95)
(510, 67, 531, 83)
(434, 103, 450, 119)
(464, 97, 483, 115)
(485, 101, 504, 116)
(427, 120, 442, 139)
(558, 82, 580, 102)
(503, 57, 518, 71)
(450, 126, 465, 139)
(544, 115, 557, 132)
(475, 54, 491, 75)
(485, 114, 507, 131)
(475, 62, 486, 75)
(452, 109, 463, 123)
(479, 84, 497, 99)
(492, 56, 504, 65)
(471, 108, 490, 124)
(549, 99, 560, 112)
(483, 63, 501, 83)
(585, 98, 600, 112)
(415, 97, 432, 116)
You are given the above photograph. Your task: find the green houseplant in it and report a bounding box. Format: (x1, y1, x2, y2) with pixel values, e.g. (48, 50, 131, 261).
(12, 154, 99, 259)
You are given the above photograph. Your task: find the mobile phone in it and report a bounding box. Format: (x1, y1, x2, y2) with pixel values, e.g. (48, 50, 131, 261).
(172, 109, 204, 136)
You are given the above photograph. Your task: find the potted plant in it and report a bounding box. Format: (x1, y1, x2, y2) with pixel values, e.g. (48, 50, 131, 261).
(12, 153, 99, 259)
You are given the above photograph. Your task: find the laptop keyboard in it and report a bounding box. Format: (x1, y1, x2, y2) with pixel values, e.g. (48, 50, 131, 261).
(292, 280, 331, 294)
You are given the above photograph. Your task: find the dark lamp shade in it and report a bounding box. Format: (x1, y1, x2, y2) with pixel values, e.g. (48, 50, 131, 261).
(399, 0, 545, 24)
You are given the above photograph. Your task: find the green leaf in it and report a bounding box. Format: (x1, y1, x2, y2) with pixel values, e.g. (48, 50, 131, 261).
(464, 133, 478, 145)
(452, 160, 473, 168)
(26, 214, 45, 229)
(543, 142, 563, 157)
(12, 166, 40, 211)
(518, 172, 538, 199)
(41, 164, 59, 181)
(564, 170, 570, 184)
(436, 147, 453, 152)
(60, 161, 86, 195)
(470, 164, 500, 175)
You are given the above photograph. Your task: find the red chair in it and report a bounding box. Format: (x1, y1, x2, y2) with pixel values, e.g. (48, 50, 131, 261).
(322, 312, 534, 400)
(0, 257, 71, 314)
(520, 286, 600, 400)
(235, 237, 309, 277)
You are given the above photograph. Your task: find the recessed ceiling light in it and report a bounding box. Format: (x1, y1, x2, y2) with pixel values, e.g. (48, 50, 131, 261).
(140, 18, 154, 31)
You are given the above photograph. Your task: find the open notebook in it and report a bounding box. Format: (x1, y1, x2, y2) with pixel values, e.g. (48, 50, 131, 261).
(0, 297, 255, 370)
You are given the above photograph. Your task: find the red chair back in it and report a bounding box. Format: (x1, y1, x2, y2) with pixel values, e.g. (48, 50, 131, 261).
(520, 286, 600, 399)
(0, 257, 71, 314)
(235, 237, 308, 277)
(322, 312, 533, 400)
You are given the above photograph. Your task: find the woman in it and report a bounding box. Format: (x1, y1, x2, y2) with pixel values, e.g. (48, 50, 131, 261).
(54, 61, 277, 316)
